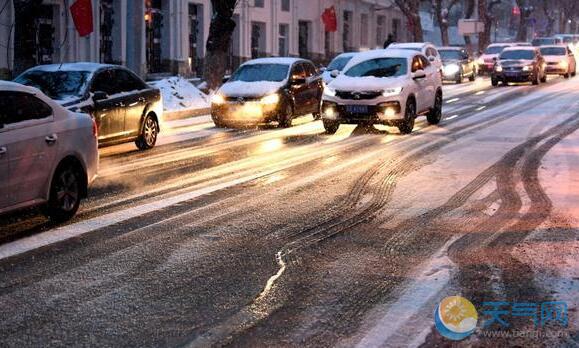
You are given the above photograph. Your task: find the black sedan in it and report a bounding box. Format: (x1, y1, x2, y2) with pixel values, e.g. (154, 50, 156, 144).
(15, 63, 163, 150)
(491, 47, 547, 86)
(211, 58, 323, 128)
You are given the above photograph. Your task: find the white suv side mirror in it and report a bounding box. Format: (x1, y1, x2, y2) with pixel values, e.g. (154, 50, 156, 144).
(412, 70, 427, 79)
(330, 69, 340, 78)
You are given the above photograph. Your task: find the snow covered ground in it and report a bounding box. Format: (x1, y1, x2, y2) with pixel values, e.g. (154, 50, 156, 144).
(149, 77, 210, 116)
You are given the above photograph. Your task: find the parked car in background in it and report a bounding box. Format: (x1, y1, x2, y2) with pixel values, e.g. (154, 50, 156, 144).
(14, 63, 163, 150)
(388, 42, 443, 73)
(491, 47, 546, 86)
(540, 45, 577, 78)
(531, 37, 563, 47)
(322, 52, 357, 84)
(477, 43, 513, 75)
(438, 47, 477, 83)
(0, 81, 98, 221)
(321, 49, 443, 135)
(512, 42, 532, 47)
(211, 58, 323, 127)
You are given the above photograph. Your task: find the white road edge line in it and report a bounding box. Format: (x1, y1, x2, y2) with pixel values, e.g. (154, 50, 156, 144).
(0, 171, 277, 261)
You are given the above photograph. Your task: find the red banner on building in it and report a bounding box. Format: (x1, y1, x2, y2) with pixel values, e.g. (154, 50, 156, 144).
(321, 6, 337, 32)
(70, 0, 94, 37)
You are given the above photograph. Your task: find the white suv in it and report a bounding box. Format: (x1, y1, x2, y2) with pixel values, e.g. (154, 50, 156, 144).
(322, 49, 443, 134)
(0, 81, 99, 221)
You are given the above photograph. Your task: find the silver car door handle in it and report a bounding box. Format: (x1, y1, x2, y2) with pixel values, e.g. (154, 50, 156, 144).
(45, 134, 58, 144)
(0, 146, 6, 155)
(128, 101, 139, 107)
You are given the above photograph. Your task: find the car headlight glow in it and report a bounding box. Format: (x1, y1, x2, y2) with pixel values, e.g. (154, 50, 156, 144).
(522, 65, 532, 72)
(323, 105, 337, 119)
(324, 86, 336, 97)
(560, 60, 569, 68)
(495, 65, 503, 72)
(477, 58, 484, 65)
(382, 87, 403, 97)
(211, 94, 226, 105)
(444, 64, 460, 75)
(260, 93, 280, 105)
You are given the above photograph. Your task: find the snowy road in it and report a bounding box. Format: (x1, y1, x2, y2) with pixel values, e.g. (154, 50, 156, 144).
(1, 76, 578, 347)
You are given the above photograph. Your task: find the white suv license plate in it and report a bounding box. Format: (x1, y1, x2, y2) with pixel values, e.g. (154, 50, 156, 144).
(346, 105, 368, 113)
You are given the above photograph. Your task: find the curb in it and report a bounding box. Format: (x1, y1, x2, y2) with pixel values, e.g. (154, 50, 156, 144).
(163, 107, 211, 121)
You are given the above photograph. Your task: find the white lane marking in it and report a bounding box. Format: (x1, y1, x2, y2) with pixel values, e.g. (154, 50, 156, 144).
(446, 98, 460, 104)
(446, 114, 459, 120)
(475, 90, 485, 95)
(0, 172, 278, 261)
(355, 235, 461, 348)
(476, 105, 487, 111)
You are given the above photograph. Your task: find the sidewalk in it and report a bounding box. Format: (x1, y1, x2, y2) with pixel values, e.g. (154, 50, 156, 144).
(163, 107, 211, 121)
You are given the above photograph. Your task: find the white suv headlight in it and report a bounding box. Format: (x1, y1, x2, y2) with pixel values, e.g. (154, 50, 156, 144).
(382, 87, 403, 97)
(522, 65, 532, 72)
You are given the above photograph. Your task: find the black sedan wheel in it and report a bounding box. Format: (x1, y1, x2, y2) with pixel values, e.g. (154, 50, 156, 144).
(136, 114, 159, 150)
(45, 163, 82, 222)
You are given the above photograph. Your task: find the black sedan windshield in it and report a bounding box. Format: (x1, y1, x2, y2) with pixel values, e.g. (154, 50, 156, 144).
(14, 70, 90, 100)
(500, 50, 535, 60)
(532, 38, 557, 46)
(439, 50, 462, 60)
(485, 46, 509, 54)
(540, 47, 566, 56)
(230, 64, 289, 82)
(328, 56, 354, 71)
(345, 58, 407, 78)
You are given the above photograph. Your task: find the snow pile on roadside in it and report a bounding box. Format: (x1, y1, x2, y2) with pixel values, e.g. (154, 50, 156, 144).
(150, 77, 210, 112)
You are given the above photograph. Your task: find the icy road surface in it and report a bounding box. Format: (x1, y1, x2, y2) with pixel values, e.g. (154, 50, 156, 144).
(0, 77, 578, 347)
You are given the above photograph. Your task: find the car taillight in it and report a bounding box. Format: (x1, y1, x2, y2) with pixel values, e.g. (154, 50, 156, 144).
(92, 119, 98, 138)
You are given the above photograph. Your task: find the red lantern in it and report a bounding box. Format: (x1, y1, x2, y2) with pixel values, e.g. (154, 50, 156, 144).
(70, 0, 94, 37)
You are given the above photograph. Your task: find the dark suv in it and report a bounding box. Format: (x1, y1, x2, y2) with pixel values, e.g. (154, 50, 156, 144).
(491, 47, 546, 86)
(15, 63, 163, 150)
(211, 58, 323, 128)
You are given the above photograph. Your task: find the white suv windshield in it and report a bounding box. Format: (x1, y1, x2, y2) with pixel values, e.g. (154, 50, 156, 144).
(344, 58, 407, 78)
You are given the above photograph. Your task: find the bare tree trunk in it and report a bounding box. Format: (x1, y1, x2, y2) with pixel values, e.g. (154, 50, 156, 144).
(478, 0, 501, 52)
(515, 0, 532, 42)
(394, 0, 424, 42)
(463, 0, 475, 53)
(203, 0, 238, 91)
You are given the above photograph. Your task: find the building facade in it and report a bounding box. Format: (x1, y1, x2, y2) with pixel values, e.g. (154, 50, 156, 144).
(0, 0, 407, 80)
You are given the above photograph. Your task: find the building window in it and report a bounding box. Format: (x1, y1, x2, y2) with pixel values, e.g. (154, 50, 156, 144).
(251, 22, 266, 58)
(298, 21, 311, 58)
(360, 13, 368, 47)
(146, 0, 164, 73)
(392, 18, 401, 41)
(188, 3, 204, 76)
(343, 10, 353, 52)
(281, 0, 290, 11)
(100, 0, 114, 64)
(376, 15, 385, 46)
(254, 0, 264, 8)
(13, 3, 56, 74)
(279, 24, 289, 56)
